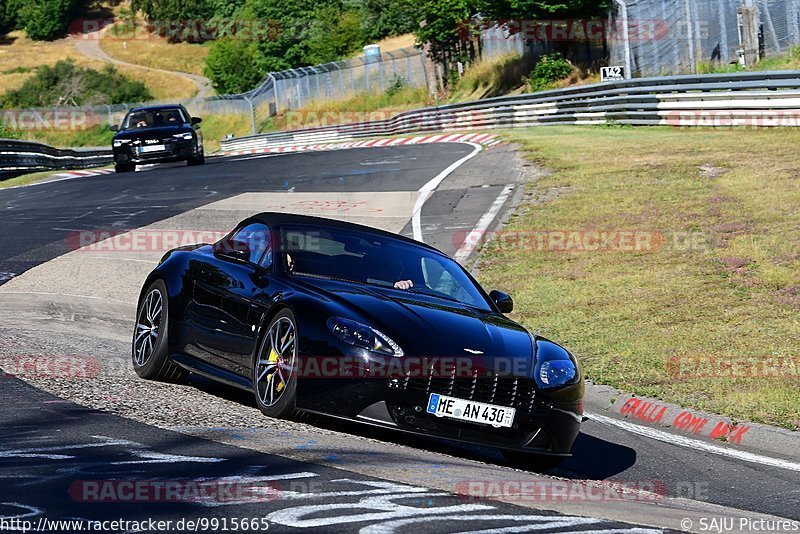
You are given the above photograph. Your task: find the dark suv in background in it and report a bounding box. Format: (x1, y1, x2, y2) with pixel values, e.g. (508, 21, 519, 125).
(110, 105, 204, 173)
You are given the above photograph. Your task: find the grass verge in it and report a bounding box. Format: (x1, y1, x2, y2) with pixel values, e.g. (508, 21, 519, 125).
(477, 126, 800, 430)
(263, 85, 432, 131)
(200, 114, 254, 152)
(13, 126, 114, 148)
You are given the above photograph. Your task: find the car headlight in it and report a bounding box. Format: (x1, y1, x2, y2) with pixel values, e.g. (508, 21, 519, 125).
(173, 132, 193, 140)
(113, 139, 131, 147)
(537, 360, 577, 388)
(327, 317, 404, 357)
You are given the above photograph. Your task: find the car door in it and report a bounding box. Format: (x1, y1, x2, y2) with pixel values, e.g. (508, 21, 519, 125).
(191, 223, 273, 376)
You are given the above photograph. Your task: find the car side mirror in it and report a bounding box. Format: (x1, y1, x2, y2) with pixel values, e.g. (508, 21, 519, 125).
(489, 290, 514, 313)
(191, 117, 202, 125)
(214, 239, 250, 263)
(109, 124, 119, 132)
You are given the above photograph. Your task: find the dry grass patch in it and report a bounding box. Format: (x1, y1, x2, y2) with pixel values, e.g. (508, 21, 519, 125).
(0, 31, 196, 101)
(99, 23, 209, 76)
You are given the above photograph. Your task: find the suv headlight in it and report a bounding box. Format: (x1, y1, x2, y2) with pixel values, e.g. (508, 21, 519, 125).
(173, 132, 193, 140)
(327, 317, 403, 357)
(113, 139, 131, 147)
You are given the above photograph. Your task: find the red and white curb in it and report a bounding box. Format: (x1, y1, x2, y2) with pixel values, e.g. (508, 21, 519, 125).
(8, 167, 114, 189)
(223, 133, 502, 157)
(50, 168, 114, 180)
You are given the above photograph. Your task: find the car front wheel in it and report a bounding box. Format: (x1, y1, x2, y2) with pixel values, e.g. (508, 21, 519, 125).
(253, 309, 299, 419)
(187, 143, 205, 166)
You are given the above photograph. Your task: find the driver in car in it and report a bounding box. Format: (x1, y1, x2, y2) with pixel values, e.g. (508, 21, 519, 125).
(285, 253, 414, 290)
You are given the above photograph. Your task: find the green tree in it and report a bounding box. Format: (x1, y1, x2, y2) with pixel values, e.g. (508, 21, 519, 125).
(413, 0, 612, 64)
(306, 7, 365, 65)
(0, 0, 23, 34)
(131, 0, 215, 21)
(131, 0, 216, 42)
(16, 0, 77, 40)
(356, 0, 419, 41)
(204, 38, 264, 94)
(476, 0, 611, 20)
(414, 0, 477, 61)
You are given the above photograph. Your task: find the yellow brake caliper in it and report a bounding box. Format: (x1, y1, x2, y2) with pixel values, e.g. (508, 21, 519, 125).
(270, 342, 285, 392)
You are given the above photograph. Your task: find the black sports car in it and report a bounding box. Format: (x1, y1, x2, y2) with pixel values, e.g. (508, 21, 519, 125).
(110, 104, 204, 173)
(132, 213, 584, 463)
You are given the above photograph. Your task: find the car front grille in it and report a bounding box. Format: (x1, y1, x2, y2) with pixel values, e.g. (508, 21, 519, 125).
(399, 366, 536, 412)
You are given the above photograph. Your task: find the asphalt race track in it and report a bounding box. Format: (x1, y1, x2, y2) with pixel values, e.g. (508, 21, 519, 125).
(0, 143, 798, 533)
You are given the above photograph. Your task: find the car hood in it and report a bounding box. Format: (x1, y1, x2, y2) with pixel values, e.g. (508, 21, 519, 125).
(114, 125, 192, 141)
(292, 277, 535, 374)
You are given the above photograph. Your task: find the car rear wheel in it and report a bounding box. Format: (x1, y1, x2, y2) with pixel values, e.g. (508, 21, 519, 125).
(254, 309, 299, 419)
(132, 279, 186, 382)
(501, 449, 564, 471)
(115, 162, 135, 173)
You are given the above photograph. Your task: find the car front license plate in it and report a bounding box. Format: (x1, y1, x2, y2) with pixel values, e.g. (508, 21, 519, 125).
(426, 393, 515, 428)
(140, 145, 165, 153)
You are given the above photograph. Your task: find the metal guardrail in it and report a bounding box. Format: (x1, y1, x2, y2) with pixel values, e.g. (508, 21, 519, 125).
(0, 139, 112, 180)
(221, 70, 800, 153)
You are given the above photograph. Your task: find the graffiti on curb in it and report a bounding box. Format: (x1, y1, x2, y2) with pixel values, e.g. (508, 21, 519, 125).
(618, 398, 751, 445)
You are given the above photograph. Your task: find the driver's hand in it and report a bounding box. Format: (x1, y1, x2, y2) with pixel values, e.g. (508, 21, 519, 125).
(394, 280, 413, 290)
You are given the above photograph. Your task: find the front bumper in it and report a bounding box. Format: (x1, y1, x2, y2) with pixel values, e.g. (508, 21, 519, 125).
(113, 141, 196, 164)
(296, 358, 583, 455)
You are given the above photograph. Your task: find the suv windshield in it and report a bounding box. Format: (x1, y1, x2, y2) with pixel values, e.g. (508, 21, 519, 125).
(282, 226, 491, 310)
(122, 108, 186, 130)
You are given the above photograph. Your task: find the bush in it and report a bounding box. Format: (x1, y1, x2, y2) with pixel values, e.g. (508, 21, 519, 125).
(0, 119, 20, 139)
(1, 60, 152, 108)
(16, 0, 77, 40)
(385, 75, 408, 97)
(526, 52, 574, 92)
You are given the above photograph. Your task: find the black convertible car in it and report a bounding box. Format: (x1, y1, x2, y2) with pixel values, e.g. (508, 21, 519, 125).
(111, 104, 204, 173)
(132, 213, 584, 462)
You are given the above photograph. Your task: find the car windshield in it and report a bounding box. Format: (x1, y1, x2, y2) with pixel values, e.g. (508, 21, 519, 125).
(122, 108, 185, 130)
(282, 226, 491, 310)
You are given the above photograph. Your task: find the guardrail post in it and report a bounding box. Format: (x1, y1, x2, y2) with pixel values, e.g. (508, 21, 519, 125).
(613, 0, 633, 78)
(684, 0, 697, 73)
(243, 96, 256, 135)
(268, 73, 279, 115)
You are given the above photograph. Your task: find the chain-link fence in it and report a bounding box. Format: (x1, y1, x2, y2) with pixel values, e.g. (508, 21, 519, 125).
(204, 47, 430, 122)
(609, 0, 800, 78)
(2, 27, 530, 139)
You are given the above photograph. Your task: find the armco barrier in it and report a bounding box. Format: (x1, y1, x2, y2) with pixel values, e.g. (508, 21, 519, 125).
(220, 70, 800, 154)
(0, 139, 113, 179)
